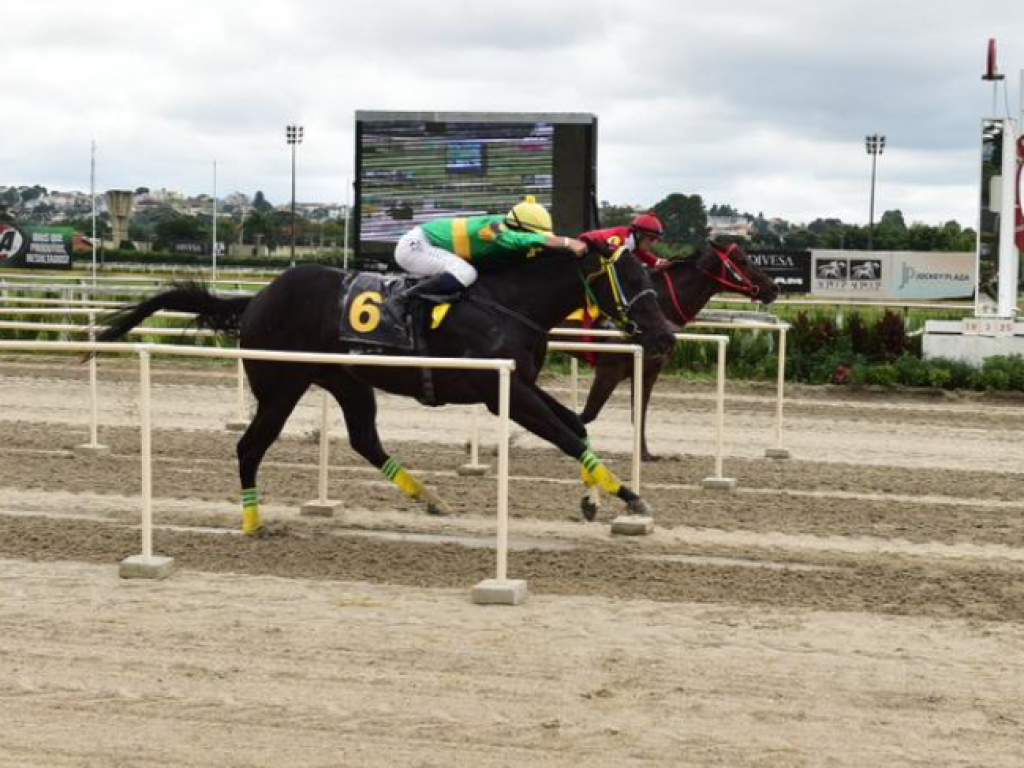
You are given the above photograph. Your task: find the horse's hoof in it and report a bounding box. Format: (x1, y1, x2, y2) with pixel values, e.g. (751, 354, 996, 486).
(642, 452, 660, 463)
(426, 500, 450, 516)
(580, 496, 599, 522)
(627, 497, 654, 517)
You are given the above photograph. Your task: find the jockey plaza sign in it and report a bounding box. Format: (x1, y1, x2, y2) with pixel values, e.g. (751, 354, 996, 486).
(0, 223, 73, 269)
(810, 250, 974, 300)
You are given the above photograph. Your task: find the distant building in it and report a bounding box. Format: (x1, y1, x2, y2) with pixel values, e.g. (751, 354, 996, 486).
(708, 214, 755, 241)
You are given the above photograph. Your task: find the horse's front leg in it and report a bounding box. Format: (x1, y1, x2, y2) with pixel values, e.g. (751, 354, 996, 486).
(483, 379, 652, 520)
(579, 354, 629, 425)
(637, 356, 666, 462)
(523, 382, 602, 521)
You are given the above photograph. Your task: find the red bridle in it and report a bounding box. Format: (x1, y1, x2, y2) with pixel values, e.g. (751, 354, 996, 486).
(701, 243, 761, 297)
(661, 243, 762, 326)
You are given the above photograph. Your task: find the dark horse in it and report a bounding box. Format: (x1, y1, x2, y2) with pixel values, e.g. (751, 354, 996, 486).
(577, 241, 780, 460)
(97, 246, 677, 534)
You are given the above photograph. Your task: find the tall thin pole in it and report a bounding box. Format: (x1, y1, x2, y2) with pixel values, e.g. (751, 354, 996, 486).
(868, 150, 878, 251)
(90, 140, 97, 286)
(865, 133, 885, 252)
(290, 141, 297, 267)
(286, 125, 303, 268)
(212, 160, 218, 283)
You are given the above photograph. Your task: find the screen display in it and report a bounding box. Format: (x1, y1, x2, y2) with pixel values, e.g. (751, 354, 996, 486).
(358, 120, 556, 244)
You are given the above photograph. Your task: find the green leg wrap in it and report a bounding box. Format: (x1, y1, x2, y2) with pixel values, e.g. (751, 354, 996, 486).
(241, 487, 261, 536)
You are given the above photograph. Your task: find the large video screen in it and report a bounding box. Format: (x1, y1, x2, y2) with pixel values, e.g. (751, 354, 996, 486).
(354, 112, 596, 262)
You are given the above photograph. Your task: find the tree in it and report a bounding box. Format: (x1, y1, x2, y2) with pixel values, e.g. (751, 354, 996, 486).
(244, 208, 279, 251)
(874, 209, 908, 250)
(597, 201, 637, 228)
(652, 193, 708, 249)
(252, 191, 273, 213)
(708, 203, 738, 217)
(154, 213, 203, 250)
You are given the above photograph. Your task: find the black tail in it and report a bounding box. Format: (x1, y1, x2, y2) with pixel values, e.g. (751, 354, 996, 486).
(97, 281, 253, 343)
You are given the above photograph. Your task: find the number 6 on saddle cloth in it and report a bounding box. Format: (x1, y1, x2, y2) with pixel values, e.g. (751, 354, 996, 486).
(339, 273, 450, 351)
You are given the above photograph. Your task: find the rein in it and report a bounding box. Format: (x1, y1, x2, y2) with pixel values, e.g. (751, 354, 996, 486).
(578, 247, 655, 333)
(661, 267, 694, 325)
(466, 294, 547, 337)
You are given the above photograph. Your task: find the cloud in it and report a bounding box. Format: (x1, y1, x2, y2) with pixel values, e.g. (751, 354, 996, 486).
(2, 0, 1021, 226)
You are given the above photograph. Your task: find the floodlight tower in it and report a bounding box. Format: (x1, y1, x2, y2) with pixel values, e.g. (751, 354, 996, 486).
(286, 124, 304, 267)
(865, 133, 885, 251)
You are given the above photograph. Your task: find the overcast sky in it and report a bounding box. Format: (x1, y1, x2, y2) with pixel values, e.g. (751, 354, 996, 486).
(2, 0, 1022, 226)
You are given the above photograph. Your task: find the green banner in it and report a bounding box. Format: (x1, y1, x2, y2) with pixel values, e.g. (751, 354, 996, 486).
(0, 223, 73, 269)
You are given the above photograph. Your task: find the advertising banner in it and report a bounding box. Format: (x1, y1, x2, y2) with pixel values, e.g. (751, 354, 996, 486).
(888, 252, 975, 300)
(810, 250, 975, 301)
(0, 224, 73, 269)
(811, 250, 886, 298)
(746, 249, 812, 293)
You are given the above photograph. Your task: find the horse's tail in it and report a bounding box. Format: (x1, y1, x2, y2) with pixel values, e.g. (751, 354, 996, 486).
(97, 281, 252, 343)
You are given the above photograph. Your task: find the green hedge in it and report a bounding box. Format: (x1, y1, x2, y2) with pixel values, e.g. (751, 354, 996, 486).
(659, 309, 1024, 392)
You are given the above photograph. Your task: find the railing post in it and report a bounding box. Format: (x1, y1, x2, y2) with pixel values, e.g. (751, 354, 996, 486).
(75, 312, 109, 454)
(702, 338, 736, 492)
(301, 388, 343, 517)
(766, 326, 791, 459)
(472, 364, 527, 605)
(118, 347, 174, 579)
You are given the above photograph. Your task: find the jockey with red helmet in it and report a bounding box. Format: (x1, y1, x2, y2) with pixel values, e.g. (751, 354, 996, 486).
(579, 212, 668, 269)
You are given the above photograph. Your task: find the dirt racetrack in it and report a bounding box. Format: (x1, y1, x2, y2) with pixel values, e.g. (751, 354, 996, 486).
(1, 356, 1023, 767)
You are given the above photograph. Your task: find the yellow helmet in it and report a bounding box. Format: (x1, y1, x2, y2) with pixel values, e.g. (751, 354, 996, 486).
(506, 196, 553, 234)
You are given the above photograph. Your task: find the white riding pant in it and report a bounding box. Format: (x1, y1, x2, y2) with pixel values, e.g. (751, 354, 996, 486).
(394, 227, 478, 287)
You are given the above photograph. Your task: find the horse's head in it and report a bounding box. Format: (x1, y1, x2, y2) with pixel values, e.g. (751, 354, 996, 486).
(579, 242, 676, 357)
(694, 240, 779, 304)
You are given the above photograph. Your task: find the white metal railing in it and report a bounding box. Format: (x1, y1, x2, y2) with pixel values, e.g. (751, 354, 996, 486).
(553, 322, 790, 459)
(0, 339, 520, 599)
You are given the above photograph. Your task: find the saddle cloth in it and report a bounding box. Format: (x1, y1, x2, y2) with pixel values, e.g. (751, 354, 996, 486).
(338, 272, 418, 350)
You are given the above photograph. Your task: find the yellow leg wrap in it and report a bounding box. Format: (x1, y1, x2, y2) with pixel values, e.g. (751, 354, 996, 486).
(242, 505, 262, 536)
(580, 450, 622, 495)
(581, 465, 598, 488)
(393, 468, 426, 500)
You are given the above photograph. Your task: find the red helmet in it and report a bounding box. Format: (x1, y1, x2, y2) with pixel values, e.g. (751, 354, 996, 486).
(630, 212, 663, 240)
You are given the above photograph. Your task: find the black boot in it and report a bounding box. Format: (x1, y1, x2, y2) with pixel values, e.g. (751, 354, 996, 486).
(382, 273, 464, 328)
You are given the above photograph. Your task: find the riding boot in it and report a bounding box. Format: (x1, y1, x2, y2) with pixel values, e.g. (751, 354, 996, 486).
(382, 272, 464, 328)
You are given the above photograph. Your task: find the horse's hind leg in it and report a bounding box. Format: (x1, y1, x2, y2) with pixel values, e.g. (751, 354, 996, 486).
(236, 365, 309, 535)
(324, 373, 449, 515)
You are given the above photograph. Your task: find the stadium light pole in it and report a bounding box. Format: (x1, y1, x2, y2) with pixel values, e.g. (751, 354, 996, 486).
(865, 133, 885, 251)
(286, 124, 304, 267)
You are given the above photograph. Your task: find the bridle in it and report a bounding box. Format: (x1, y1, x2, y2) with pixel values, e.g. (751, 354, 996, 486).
(700, 242, 762, 298)
(578, 246, 658, 336)
(659, 243, 763, 326)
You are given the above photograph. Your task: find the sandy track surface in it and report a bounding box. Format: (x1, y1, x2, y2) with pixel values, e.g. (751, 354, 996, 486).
(1, 358, 1023, 766)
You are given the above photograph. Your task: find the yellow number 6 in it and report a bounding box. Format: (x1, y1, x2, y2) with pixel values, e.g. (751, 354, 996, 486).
(350, 291, 383, 332)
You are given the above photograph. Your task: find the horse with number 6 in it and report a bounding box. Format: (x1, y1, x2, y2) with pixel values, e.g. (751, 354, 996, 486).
(96, 243, 677, 533)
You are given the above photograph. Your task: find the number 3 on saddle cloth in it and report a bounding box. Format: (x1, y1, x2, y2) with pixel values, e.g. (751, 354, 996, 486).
(338, 273, 452, 352)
